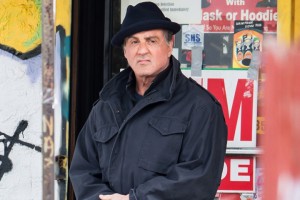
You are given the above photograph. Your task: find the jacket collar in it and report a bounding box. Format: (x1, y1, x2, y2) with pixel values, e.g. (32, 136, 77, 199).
(100, 56, 181, 101)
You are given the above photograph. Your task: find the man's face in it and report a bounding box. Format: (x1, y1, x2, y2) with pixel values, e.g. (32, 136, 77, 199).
(123, 29, 173, 80)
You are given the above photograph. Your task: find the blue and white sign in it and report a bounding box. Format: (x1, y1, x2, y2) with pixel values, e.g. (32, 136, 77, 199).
(182, 25, 204, 50)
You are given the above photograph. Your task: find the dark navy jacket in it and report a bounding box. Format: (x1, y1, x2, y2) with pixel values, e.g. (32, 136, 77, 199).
(69, 56, 227, 200)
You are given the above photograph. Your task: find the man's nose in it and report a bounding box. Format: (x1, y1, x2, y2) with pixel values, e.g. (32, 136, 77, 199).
(137, 42, 150, 54)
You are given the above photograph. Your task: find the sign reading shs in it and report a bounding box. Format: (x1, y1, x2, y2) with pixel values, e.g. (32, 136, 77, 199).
(182, 25, 204, 50)
(184, 33, 201, 43)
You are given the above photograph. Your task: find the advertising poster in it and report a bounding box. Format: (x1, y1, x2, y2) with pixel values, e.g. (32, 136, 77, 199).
(201, 0, 276, 69)
(218, 156, 256, 193)
(203, 33, 233, 68)
(232, 21, 264, 69)
(201, 0, 277, 33)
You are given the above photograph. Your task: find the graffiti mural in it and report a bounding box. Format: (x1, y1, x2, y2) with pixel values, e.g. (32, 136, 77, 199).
(54, 0, 72, 199)
(0, 120, 41, 180)
(0, 0, 72, 199)
(0, 1, 43, 199)
(0, 47, 42, 199)
(0, 0, 41, 59)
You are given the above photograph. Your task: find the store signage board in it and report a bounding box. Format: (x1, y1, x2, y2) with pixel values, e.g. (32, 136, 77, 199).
(182, 69, 258, 148)
(121, 0, 202, 24)
(200, 0, 277, 33)
(218, 156, 256, 193)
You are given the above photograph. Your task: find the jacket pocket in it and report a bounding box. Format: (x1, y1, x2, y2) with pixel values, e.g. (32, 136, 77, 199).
(138, 116, 187, 174)
(93, 125, 119, 143)
(92, 124, 119, 177)
(149, 117, 187, 136)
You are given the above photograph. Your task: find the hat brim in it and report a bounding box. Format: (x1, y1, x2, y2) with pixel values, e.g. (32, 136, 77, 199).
(111, 20, 181, 47)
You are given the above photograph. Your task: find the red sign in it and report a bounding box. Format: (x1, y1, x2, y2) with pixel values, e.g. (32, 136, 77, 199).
(208, 78, 254, 143)
(201, 0, 277, 33)
(182, 69, 258, 148)
(218, 156, 256, 193)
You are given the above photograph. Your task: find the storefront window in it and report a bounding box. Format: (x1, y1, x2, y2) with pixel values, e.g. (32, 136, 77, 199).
(110, 1, 278, 198)
(111, 0, 277, 72)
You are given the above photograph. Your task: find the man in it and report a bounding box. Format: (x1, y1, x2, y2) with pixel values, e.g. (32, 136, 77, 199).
(70, 2, 227, 200)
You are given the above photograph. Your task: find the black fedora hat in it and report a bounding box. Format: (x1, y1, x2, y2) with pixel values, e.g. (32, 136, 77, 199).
(111, 1, 181, 47)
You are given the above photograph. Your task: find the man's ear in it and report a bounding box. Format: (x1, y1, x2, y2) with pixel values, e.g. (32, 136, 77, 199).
(168, 36, 175, 57)
(170, 35, 175, 47)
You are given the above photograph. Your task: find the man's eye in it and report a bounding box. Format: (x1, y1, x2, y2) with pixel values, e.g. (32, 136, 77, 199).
(130, 40, 138, 45)
(147, 40, 158, 45)
(128, 40, 138, 46)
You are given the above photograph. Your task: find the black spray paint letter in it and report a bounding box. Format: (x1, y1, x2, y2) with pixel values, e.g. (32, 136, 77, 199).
(0, 120, 41, 180)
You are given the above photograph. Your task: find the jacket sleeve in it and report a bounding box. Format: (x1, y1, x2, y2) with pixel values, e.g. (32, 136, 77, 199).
(131, 102, 228, 200)
(69, 107, 114, 200)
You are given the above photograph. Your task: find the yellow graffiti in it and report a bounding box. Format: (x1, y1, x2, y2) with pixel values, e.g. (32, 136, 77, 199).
(43, 115, 54, 157)
(0, 0, 41, 53)
(43, 115, 54, 136)
(55, 0, 71, 36)
(43, 135, 54, 156)
(44, 157, 54, 168)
